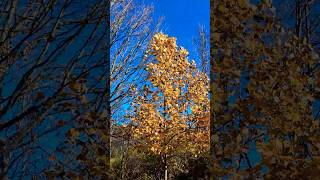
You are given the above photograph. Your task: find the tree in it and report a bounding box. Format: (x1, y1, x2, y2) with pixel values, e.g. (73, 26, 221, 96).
(275, 0, 320, 49)
(193, 25, 210, 75)
(211, 0, 260, 177)
(211, 0, 320, 178)
(251, 30, 320, 179)
(0, 0, 109, 179)
(109, 0, 161, 178)
(110, 0, 160, 121)
(131, 33, 210, 179)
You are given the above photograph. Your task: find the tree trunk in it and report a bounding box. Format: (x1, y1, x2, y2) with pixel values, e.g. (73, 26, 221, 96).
(164, 165, 168, 180)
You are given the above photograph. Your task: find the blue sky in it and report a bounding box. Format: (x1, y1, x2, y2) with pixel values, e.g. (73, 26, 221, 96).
(143, 0, 210, 61)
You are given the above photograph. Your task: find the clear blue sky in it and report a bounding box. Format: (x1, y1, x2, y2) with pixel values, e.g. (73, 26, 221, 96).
(143, 0, 210, 61)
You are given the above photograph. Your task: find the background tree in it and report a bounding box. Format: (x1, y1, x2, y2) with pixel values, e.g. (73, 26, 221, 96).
(251, 30, 320, 179)
(275, 0, 320, 49)
(211, 0, 258, 177)
(109, 0, 161, 178)
(0, 0, 109, 179)
(211, 0, 320, 178)
(110, 0, 160, 122)
(193, 25, 210, 75)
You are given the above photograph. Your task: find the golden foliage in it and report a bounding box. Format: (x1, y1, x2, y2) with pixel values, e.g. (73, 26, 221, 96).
(131, 33, 209, 159)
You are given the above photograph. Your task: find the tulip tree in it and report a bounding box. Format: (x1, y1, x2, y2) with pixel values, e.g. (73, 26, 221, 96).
(130, 33, 210, 178)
